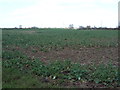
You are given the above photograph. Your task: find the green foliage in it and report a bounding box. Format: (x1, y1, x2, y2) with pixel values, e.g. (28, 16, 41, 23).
(30, 59, 49, 76)
(3, 68, 60, 88)
(70, 64, 89, 80)
(2, 29, 118, 51)
(47, 60, 72, 79)
(89, 64, 118, 85)
(2, 50, 26, 60)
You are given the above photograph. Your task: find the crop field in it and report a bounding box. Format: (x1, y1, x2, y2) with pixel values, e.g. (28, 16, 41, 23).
(2, 28, 119, 88)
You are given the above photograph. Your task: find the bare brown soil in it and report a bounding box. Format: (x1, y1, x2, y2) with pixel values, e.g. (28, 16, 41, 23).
(13, 46, 118, 66)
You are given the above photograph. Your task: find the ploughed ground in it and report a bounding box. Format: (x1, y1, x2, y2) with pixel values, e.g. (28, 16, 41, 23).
(14, 46, 118, 66)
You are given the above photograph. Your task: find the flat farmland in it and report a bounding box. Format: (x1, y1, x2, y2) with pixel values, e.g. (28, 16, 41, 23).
(2, 28, 119, 88)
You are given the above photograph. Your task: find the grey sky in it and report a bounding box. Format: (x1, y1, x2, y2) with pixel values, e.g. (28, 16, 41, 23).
(0, 0, 119, 28)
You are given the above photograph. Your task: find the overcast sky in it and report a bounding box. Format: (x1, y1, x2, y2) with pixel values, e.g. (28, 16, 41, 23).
(0, 0, 119, 28)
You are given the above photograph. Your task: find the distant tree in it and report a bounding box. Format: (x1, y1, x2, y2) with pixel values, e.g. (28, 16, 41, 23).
(86, 25, 91, 29)
(119, 26, 120, 29)
(19, 25, 22, 29)
(31, 26, 39, 29)
(79, 26, 84, 30)
(69, 24, 74, 29)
